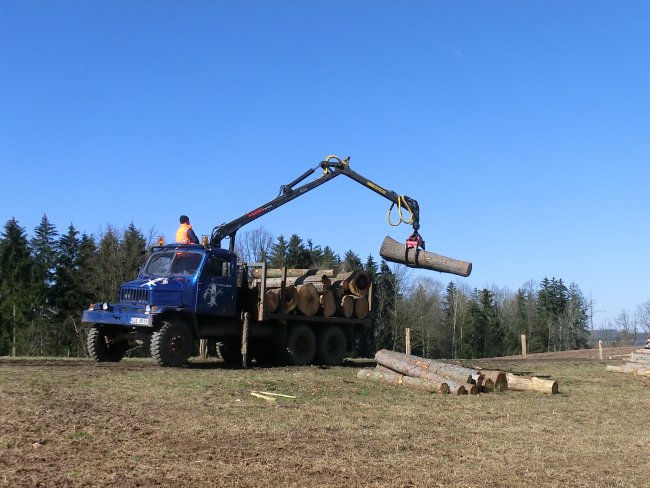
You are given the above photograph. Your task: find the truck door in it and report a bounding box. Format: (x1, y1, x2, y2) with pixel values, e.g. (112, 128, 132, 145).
(196, 254, 236, 316)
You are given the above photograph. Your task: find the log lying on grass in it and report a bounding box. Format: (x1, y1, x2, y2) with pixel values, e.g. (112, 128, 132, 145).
(380, 236, 472, 277)
(357, 368, 451, 394)
(505, 373, 558, 395)
(375, 350, 476, 395)
(376, 349, 482, 387)
(605, 348, 650, 376)
(478, 370, 508, 392)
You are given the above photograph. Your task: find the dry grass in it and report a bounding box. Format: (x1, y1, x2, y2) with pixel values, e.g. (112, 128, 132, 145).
(1, 352, 648, 487)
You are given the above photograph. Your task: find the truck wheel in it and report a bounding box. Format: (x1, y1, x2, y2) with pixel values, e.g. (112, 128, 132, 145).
(151, 320, 193, 367)
(316, 326, 347, 366)
(87, 326, 126, 362)
(286, 324, 316, 366)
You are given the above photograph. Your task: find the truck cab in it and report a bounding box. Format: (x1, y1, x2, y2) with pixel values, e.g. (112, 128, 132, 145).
(82, 244, 244, 366)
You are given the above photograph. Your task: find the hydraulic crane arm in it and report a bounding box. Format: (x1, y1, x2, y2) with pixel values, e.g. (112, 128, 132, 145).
(210, 156, 424, 252)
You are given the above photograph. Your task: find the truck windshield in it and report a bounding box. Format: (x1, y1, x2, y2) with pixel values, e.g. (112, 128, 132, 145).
(143, 251, 203, 277)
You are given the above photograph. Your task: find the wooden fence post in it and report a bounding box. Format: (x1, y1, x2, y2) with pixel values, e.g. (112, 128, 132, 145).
(598, 340, 603, 360)
(241, 312, 250, 368)
(405, 328, 411, 356)
(521, 334, 527, 357)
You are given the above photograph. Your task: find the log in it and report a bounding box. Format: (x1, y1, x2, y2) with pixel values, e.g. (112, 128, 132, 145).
(627, 354, 650, 364)
(257, 274, 331, 290)
(279, 285, 299, 314)
(356, 368, 450, 394)
(354, 295, 370, 319)
(252, 268, 338, 279)
(319, 290, 336, 317)
(330, 279, 345, 299)
(264, 289, 280, 312)
(297, 283, 320, 316)
(622, 363, 650, 375)
(506, 373, 558, 394)
(379, 236, 472, 277)
(337, 270, 371, 297)
(338, 295, 354, 318)
(374, 350, 472, 395)
(478, 370, 508, 392)
(375, 349, 476, 385)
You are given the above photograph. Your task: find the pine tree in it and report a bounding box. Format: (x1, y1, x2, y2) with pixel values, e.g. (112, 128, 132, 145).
(341, 250, 362, 272)
(0, 219, 34, 355)
(122, 223, 147, 281)
(285, 234, 311, 268)
(364, 254, 378, 280)
(269, 235, 288, 268)
(373, 260, 396, 351)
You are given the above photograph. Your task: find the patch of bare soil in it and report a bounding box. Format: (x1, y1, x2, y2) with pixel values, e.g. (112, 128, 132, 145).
(1, 356, 648, 487)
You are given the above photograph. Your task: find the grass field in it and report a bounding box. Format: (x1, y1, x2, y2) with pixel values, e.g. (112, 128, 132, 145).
(1, 348, 648, 487)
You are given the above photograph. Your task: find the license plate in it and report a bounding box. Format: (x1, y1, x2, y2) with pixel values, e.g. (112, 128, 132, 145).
(130, 317, 150, 325)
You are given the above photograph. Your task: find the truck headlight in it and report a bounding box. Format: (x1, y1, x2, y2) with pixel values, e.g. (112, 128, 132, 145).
(102, 303, 109, 311)
(145, 305, 151, 313)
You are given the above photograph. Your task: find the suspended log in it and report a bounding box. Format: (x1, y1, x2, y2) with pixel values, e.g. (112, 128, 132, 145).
(506, 373, 558, 394)
(297, 283, 320, 316)
(279, 285, 299, 314)
(356, 368, 450, 394)
(319, 290, 336, 317)
(478, 370, 508, 392)
(264, 289, 280, 312)
(374, 350, 473, 395)
(375, 349, 477, 386)
(379, 236, 472, 277)
(252, 268, 338, 279)
(338, 295, 354, 318)
(354, 296, 370, 319)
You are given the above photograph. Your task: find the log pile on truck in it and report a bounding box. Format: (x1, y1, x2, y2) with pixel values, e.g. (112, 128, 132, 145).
(359, 349, 559, 395)
(254, 268, 371, 319)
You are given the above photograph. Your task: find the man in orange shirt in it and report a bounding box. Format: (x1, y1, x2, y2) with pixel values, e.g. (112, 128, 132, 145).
(176, 215, 199, 244)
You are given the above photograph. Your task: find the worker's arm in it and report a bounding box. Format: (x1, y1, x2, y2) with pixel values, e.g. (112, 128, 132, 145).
(188, 227, 200, 244)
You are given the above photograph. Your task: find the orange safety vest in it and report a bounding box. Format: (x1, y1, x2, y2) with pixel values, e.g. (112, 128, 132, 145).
(176, 223, 193, 244)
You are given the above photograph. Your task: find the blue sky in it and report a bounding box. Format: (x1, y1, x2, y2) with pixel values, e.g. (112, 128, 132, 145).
(1, 2, 648, 326)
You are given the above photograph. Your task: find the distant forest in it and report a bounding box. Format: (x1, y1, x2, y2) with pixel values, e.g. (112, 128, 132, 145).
(1, 215, 648, 358)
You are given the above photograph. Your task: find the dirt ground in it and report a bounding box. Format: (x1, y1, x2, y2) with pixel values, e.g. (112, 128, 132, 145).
(1, 348, 648, 487)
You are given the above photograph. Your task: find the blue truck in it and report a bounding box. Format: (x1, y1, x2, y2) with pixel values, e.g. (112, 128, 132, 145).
(82, 156, 427, 367)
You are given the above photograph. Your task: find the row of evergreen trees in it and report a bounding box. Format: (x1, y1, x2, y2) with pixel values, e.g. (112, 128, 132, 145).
(0, 216, 595, 359)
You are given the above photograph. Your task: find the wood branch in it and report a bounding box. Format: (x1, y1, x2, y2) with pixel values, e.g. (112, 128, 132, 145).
(279, 285, 299, 314)
(354, 296, 370, 319)
(374, 350, 474, 395)
(356, 368, 450, 394)
(478, 370, 508, 392)
(375, 349, 478, 386)
(338, 295, 354, 318)
(379, 236, 472, 277)
(264, 289, 280, 313)
(605, 365, 624, 372)
(319, 290, 336, 317)
(252, 268, 338, 279)
(506, 373, 558, 394)
(297, 283, 320, 316)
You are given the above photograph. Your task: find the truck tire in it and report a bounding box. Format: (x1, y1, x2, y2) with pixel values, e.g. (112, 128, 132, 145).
(87, 326, 126, 362)
(316, 326, 347, 366)
(286, 324, 316, 366)
(151, 320, 193, 367)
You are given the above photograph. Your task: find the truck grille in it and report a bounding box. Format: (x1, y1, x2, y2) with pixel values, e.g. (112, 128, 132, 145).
(121, 287, 149, 303)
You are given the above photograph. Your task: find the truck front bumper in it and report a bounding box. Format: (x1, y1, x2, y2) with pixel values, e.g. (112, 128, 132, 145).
(82, 309, 153, 328)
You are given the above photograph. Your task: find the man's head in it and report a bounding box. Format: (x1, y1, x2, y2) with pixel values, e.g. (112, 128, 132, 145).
(179, 215, 190, 224)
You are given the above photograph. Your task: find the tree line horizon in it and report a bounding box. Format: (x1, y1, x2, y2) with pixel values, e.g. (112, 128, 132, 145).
(0, 215, 648, 359)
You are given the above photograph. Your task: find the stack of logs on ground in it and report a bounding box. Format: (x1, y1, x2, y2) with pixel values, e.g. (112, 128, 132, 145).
(358, 350, 559, 396)
(254, 268, 371, 319)
(606, 340, 650, 377)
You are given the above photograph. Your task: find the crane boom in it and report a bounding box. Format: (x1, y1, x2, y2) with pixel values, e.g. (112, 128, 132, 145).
(210, 156, 423, 251)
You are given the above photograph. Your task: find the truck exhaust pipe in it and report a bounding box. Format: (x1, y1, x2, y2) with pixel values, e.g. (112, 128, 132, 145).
(379, 236, 472, 277)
